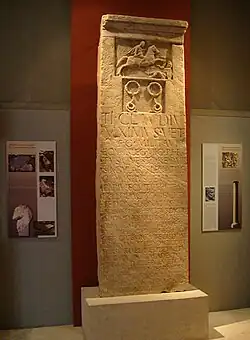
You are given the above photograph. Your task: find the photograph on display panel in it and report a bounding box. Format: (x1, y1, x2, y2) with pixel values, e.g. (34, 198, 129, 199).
(205, 186, 215, 202)
(8, 154, 36, 172)
(39, 176, 55, 197)
(39, 150, 54, 172)
(202, 143, 242, 232)
(34, 221, 56, 237)
(218, 145, 241, 230)
(7, 141, 57, 238)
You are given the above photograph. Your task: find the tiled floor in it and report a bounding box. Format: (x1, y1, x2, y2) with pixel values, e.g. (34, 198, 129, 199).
(1, 308, 250, 339)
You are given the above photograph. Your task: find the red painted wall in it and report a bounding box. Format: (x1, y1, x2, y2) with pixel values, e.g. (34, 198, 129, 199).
(71, 0, 190, 326)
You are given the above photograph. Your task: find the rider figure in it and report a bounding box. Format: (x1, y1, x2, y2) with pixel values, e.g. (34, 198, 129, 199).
(127, 41, 146, 58)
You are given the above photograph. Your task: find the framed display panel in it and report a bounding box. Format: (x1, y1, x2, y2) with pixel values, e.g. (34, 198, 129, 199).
(202, 143, 242, 232)
(7, 141, 57, 238)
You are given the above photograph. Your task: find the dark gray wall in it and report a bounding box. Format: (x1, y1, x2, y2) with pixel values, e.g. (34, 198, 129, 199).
(0, 0, 71, 329)
(190, 1, 250, 311)
(0, 0, 70, 109)
(191, 0, 250, 110)
(190, 110, 250, 311)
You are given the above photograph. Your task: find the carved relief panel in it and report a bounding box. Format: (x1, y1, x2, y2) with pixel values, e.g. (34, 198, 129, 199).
(123, 78, 165, 113)
(116, 39, 173, 80)
(116, 39, 173, 79)
(116, 39, 173, 115)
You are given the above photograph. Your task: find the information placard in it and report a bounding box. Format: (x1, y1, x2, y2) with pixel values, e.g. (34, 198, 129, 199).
(202, 143, 242, 232)
(7, 141, 57, 238)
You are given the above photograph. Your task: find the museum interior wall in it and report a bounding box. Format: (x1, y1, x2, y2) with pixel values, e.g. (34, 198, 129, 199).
(0, 0, 72, 329)
(71, 0, 190, 326)
(190, 0, 250, 311)
(1, 0, 250, 330)
(190, 111, 250, 311)
(191, 0, 250, 110)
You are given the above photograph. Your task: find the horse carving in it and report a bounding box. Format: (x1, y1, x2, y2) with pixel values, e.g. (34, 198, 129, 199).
(12, 204, 32, 236)
(116, 41, 172, 79)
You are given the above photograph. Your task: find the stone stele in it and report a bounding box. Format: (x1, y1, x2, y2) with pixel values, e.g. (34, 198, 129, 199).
(96, 14, 189, 297)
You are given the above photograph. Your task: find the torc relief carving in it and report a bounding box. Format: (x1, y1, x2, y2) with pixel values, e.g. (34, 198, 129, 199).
(123, 79, 165, 113)
(97, 14, 189, 297)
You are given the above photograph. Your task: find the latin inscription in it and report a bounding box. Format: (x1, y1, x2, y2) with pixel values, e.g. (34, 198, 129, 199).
(99, 109, 187, 198)
(100, 111, 186, 146)
(101, 111, 181, 127)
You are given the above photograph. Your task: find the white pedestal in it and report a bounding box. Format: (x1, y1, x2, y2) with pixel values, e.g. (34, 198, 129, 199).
(82, 287, 208, 340)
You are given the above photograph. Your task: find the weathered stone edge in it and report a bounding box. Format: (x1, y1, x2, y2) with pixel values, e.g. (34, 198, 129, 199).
(102, 14, 188, 35)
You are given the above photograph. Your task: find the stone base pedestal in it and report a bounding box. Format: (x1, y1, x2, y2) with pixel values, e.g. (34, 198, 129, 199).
(81, 287, 208, 340)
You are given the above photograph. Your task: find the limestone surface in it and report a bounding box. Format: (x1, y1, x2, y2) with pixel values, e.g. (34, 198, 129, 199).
(96, 14, 189, 297)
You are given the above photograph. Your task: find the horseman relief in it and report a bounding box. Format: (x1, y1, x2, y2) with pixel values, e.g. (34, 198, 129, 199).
(116, 40, 173, 80)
